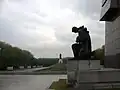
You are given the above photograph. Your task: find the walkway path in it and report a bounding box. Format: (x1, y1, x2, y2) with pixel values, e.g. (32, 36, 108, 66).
(0, 67, 50, 75)
(19, 67, 50, 72)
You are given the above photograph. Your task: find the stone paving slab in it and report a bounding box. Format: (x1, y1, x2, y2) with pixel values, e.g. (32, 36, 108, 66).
(0, 75, 67, 90)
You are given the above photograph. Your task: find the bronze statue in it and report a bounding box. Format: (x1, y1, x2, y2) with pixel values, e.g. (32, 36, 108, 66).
(71, 26, 92, 60)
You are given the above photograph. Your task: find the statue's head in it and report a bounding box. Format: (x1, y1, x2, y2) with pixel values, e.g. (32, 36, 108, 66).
(84, 27, 89, 33)
(72, 26, 84, 33)
(72, 27, 78, 33)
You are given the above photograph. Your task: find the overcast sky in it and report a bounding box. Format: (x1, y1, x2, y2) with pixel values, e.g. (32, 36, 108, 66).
(0, 0, 105, 58)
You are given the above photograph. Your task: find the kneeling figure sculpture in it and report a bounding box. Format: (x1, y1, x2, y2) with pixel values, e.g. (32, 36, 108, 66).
(72, 26, 92, 60)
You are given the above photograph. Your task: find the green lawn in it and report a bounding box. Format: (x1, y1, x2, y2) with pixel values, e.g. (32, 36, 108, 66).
(34, 63, 67, 74)
(49, 79, 68, 90)
(48, 63, 67, 71)
(35, 63, 67, 72)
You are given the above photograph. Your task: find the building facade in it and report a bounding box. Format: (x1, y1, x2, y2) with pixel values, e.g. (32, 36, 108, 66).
(100, 0, 120, 68)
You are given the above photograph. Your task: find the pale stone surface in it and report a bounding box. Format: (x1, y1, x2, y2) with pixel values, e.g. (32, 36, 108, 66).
(67, 60, 78, 71)
(20, 66, 24, 69)
(76, 69, 120, 89)
(105, 16, 120, 56)
(77, 70, 120, 83)
(67, 59, 120, 89)
(27, 66, 31, 68)
(7, 67, 13, 71)
(105, 15, 120, 68)
(0, 75, 67, 90)
(67, 60, 103, 85)
(67, 60, 78, 84)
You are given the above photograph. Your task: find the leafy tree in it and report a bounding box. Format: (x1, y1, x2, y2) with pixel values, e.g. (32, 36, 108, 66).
(0, 41, 38, 70)
(92, 45, 105, 65)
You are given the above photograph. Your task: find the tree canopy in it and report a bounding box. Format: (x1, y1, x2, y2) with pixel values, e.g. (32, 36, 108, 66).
(0, 41, 105, 70)
(92, 45, 105, 65)
(0, 41, 60, 70)
(0, 41, 39, 70)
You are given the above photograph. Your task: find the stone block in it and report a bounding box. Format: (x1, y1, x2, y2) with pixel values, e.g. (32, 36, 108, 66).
(7, 66, 13, 71)
(67, 60, 78, 85)
(67, 60, 78, 72)
(28, 66, 31, 68)
(105, 16, 120, 68)
(77, 69, 120, 84)
(67, 60, 102, 85)
(20, 66, 24, 69)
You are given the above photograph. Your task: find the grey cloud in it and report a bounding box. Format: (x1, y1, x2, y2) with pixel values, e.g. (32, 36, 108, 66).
(68, 0, 102, 20)
(0, 18, 18, 44)
(91, 36, 105, 50)
(0, 0, 4, 12)
(60, 0, 102, 19)
(83, 0, 102, 20)
(55, 33, 75, 44)
(54, 27, 75, 45)
(0, 18, 25, 47)
(27, 45, 73, 58)
(85, 0, 102, 14)
(0, 0, 105, 58)
(0, 17, 49, 48)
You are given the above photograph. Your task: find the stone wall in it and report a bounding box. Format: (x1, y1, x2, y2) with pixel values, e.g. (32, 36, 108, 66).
(105, 16, 120, 68)
(67, 60, 120, 89)
(67, 60, 103, 85)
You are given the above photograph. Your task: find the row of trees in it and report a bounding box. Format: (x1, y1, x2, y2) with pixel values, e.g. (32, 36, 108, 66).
(92, 45, 105, 64)
(0, 41, 105, 70)
(0, 41, 60, 70)
(0, 41, 41, 70)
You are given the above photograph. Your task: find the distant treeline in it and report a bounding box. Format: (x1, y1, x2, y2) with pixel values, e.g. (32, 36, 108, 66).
(91, 45, 104, 64)
(0, 41, 105, 70)
(0, 41, 59, 70)
(62, 45, 105, 65)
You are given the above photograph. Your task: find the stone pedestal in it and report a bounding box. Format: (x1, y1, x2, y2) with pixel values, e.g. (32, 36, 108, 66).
(105, 16, 120, 68)
(67, 59, 120, 89)
(67, 60, 102, 85)
(67, 60, 78, 85)
(76, 69, 120, 89)
(100, 0, 120, 68)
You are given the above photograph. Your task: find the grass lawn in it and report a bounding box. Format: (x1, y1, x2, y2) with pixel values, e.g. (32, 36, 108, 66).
(49, 79, 68, 90)
(48, 63, 67, 71)
(35, 63, 67, 72)
(34, 63, 67, 74)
